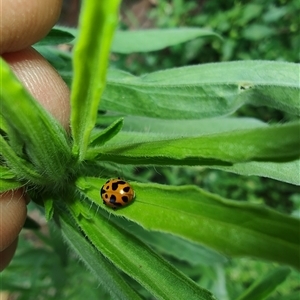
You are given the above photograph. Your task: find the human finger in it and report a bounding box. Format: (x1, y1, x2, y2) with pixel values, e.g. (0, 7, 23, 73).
(0, 191, 26, 252)
(0, 0, 63, 54)
(2, 47, 70, 129)
(0, 238, 18, 271)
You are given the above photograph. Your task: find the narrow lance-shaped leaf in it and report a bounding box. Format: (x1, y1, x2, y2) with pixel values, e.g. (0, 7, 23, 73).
(89, 117, 123, 147)
(101, 61, 300, 119)
(57, 208, 143, 300)
(76, 177, 300, 269)
(71, 0, 121, 160)
(114, 115, 268, 136)
(86, 122, 300, 165)
(213, 159, 300, 186)
(95, 116, 300, 185)
(67, 198, 217, 300)
(111, 217, 227, 266)
(111, 28, 221, 53)
(45, 27, 220, 52)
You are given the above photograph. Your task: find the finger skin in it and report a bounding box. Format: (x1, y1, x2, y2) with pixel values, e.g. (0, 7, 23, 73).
(0, 191, 26, 252)
(2, 47, 71, 129)
(0, 238, 18, 272)
(0, 0, 63, 54)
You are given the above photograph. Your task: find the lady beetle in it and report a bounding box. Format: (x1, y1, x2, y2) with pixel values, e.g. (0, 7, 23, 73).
(100, 178, 135, 209)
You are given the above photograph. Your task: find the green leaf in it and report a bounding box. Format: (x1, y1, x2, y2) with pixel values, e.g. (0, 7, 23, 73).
(67, 198, 216, 300)
(57, 209, 143, 300)
(242, 24, 275, 41)
(101, 61, 299, 119)
(44, 198, 54, 221)
(76, 177, 300, 269)
(98, 115, 267, 136)
(236, 267, 291, 300)
(0, 165, 23, 180)
(272, 293, 300, 300)
(0, 179, 23, 192)
(112, 217, 227, 266)
(0, 59, 72, 186)
(98, 116, 298, 185)
(86, 122, 300, 165)
(0, 135, 44, 185)
(213, 159, 300, 186)
(71, 0, 121, 160)
(34, 26, 75, 46)
(111, 28, 221, 53)
(0, 165, 23, 192)
(89, 118, 123, 147)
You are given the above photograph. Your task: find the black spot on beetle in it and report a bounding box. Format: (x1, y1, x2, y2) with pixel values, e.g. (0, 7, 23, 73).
(122, 196, 129, 202)
(109, 194, 117, 203)
(111, 180, 126, 190)
(123, 186, 130, 192)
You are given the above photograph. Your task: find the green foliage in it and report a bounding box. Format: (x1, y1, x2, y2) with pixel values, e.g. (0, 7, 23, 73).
(142, 0, 300, 70)
(236, 267, 291, 300)
(71, 0, 121, 160)
(62, 199, 215, 299)
(1, 0, 299, 299)
(76, 177, 299, 269)
(35, 26, 75, 46)
(0, 61, 72, 188)
(111, 28, 221, 53)
(0, 165, 22, 192)
(0, 210, 113, 299)
(103, 61, 299, 118)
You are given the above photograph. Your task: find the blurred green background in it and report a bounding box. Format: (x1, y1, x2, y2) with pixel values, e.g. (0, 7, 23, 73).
(1, 0, 299, 299)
